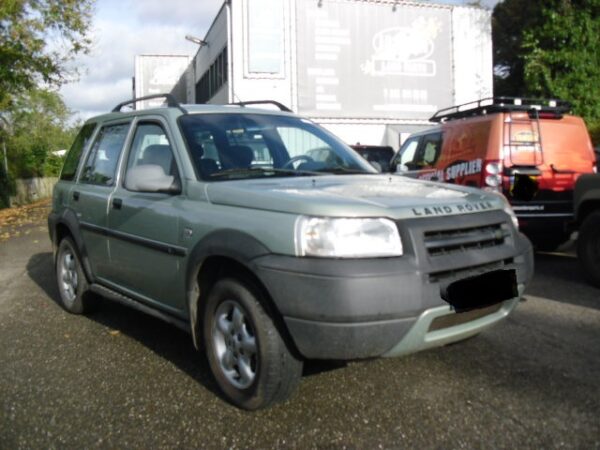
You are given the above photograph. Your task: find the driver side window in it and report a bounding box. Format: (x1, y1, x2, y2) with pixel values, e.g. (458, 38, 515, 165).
(394, 138, 419, 172)
(276, 127, 344, 168)
(124, 122, 180, 192)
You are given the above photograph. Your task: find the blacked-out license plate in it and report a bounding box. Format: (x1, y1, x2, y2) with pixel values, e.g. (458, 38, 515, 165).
(442, 269, 518, 312)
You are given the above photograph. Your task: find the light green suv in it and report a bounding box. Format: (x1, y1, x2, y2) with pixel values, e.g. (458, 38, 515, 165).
(49, 95, 534, 409)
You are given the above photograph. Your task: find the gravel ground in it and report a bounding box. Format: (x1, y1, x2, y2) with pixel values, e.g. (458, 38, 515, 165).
(0, 202, 598, 449)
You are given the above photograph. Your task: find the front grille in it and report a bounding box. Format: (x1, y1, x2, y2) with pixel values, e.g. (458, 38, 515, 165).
(427, 259, 514, 284)
(424, 222, 510, 257)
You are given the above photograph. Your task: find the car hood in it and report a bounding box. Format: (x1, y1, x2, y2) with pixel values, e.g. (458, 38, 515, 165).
(204, 175, 504, 219)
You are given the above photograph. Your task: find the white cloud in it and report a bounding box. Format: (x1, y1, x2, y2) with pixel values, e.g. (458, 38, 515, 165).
(131, 0, 224, 26)
(60, 0, 223, 119)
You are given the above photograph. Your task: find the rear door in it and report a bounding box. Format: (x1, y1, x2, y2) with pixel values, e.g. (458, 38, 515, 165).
(71, 121, 131, 280)
(105, 118, 187, 314)
(505, 114, 596, 217)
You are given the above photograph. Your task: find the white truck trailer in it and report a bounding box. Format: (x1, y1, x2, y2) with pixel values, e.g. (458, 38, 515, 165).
(164, 0, 493, 149)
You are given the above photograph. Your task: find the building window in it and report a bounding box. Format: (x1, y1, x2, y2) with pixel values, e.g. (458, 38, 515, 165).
(196, 47, 228, 104)
(246, 0, 284, 75)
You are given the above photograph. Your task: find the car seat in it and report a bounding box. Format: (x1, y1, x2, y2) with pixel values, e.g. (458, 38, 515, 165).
(221, 145, 254, 169)
(142, 144, 174, 175)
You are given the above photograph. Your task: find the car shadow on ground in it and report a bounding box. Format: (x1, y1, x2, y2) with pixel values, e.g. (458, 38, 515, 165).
(26, 252, 346, 397)
(527, 249, 599, 310)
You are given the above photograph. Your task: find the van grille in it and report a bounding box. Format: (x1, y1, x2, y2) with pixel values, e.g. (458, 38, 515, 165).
(424, 223, 510, 257)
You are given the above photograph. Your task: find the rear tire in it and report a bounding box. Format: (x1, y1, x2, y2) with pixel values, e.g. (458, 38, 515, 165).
(203, 278, 303, 410)
(55, 237, 93, 314)
(577, 211, 600, 288)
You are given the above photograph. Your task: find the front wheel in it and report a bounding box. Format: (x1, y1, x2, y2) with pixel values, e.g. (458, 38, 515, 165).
(577, 211, 600, 288)
(203, 278, 303, 410)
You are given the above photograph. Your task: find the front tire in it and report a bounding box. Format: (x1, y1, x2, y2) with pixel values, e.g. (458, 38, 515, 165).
(55, 237, 92, 314)
(577, 211, 600, 288)
(203, 278, 303, 410)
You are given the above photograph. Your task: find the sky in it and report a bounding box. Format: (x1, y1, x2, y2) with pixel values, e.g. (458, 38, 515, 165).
(59, 0, 500, 121)
(59, 0, 224, 121)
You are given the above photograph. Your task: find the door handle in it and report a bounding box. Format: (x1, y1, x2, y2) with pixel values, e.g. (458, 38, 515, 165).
(72, 191, 80, 201)
(112, 198, 123, 210)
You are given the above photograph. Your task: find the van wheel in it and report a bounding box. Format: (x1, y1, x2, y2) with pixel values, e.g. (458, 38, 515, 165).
(203, 278, 303, 410)
(55, 237, 93, 314)
(577, 211, 600, 288)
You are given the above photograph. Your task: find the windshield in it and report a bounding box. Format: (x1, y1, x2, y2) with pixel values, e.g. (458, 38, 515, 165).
(178, 113, 375, 180)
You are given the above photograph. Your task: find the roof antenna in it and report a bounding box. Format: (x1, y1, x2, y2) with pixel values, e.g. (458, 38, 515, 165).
(232, 92, 244, 106)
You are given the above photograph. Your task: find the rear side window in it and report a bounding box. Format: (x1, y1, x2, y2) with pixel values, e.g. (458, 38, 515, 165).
(80, 123, 130, 186)
(60, 123, 96, 181)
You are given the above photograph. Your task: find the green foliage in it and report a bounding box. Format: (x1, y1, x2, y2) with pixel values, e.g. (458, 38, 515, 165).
(0, 0, 93, 108)
(493, 1, 600, 144)
(4, 89, 78, 179)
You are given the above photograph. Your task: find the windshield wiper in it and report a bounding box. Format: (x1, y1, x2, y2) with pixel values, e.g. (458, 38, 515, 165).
(315, 167, 374, 175)
(208, 167, 325, 179)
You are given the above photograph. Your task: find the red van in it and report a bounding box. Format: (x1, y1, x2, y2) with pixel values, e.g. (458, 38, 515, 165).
(390, 97, 597, 249)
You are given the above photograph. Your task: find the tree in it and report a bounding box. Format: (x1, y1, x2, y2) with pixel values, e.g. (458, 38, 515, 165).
(493, 1, 600, 143)
(0, 0, 93, 108)
(5, 88, 78, 179)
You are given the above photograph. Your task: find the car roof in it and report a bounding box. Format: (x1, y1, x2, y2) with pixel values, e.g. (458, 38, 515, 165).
(85, 103, 297, 125)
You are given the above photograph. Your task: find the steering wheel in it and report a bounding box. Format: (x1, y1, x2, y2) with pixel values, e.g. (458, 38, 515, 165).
(282, 155, 315, 169)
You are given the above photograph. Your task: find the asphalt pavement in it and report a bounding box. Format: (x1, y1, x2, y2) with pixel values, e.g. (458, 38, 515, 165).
(0, 209, 598, 449)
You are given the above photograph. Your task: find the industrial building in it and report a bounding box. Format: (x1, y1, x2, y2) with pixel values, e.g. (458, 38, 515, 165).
(135, 0, 493, 149)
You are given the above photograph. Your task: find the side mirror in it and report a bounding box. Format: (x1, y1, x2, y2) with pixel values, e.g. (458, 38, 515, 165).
(125, 165, 181, 194)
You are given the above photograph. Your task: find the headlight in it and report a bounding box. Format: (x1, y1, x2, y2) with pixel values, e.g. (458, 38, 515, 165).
(295, 216, 403, 258)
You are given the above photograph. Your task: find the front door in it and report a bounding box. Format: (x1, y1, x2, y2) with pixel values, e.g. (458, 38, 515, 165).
(105, 120, 187, 314)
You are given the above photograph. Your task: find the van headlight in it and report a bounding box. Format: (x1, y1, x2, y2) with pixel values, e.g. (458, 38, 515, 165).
(295, 216, 403, 258)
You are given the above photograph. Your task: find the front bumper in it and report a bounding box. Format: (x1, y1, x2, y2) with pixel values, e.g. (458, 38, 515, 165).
(253, 212, 533, 360)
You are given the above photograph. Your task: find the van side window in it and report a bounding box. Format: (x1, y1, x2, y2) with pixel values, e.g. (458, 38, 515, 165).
(124, 123, 180, 191)
(60, 123, 96, 181)
(80, 123, 130, 186)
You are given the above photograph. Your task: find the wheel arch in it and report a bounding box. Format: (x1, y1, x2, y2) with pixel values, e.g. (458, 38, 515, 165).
(185, 230, 299, 356)
(50, 209, 94, 283)
(577, 198, 600, 225)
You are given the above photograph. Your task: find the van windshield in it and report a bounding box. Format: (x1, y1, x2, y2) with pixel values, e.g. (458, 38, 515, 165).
(178, 113, 376, 180)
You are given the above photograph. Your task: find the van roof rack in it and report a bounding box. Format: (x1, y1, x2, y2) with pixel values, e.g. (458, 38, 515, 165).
(112, 94, 187, 114)
(230, 100, 292, 112)
(430, 97, 571, 123)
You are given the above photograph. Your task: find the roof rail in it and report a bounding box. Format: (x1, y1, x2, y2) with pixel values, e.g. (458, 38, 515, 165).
(430, 97, 571, 123)
(230, 100, 292, 112)
(112, 94, 187, 114)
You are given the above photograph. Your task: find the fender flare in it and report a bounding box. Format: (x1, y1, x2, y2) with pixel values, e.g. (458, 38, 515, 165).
(49, 208, 95, 283)
(185, 229, 271, 349)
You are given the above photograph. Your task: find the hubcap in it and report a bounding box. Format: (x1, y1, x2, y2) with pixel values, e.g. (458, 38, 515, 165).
(212, 300, 257, 389)
(59, 250, 78, 305)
